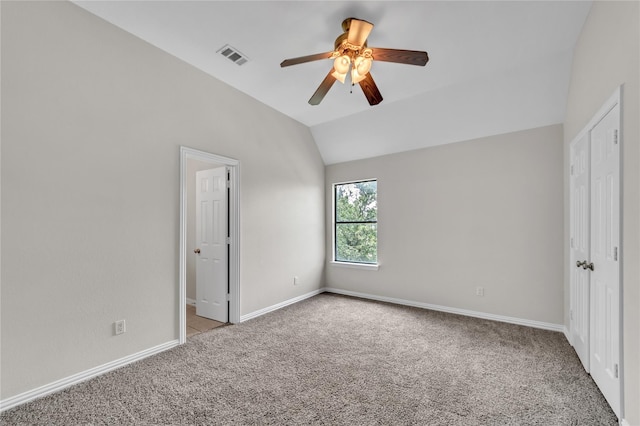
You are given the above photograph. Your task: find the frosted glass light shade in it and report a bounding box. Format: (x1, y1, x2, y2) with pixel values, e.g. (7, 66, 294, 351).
(351, 56, 372, 84)
(354, 56, 372, 75)
(332, 70, 347, 83)
(333, 55, 351, 74)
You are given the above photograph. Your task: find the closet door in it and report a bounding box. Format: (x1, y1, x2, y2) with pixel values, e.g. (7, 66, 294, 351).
(569, 133, 590, 371)
(589, 102, 620, 418)
(569, 87, 621, 420)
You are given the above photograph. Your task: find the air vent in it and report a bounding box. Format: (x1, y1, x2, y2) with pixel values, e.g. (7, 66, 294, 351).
(217, 44, 249, 66)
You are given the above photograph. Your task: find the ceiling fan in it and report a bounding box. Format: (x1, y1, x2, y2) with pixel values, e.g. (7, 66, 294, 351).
(280, 17, 429, 106)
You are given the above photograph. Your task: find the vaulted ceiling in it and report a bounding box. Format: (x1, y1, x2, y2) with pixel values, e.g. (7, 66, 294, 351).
(73, 1, 592, 164)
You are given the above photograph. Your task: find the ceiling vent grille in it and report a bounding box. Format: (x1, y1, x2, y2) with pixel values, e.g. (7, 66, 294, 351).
(217, 44, 249, 66)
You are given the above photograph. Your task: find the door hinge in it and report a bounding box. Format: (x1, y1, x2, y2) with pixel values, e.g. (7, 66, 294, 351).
(226, 293, 231, 302)
(570, 237, 574, 249)
(226, 237, 231, 245)
(570, 309, 573, 321)
(614, 246, 618, 261)
(570, 164, 575, 176)
(614, 364, 619, 378)
(613, 129, 618, 145)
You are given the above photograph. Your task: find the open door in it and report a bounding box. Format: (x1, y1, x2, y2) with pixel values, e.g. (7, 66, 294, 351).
(194, 167, 228, 322)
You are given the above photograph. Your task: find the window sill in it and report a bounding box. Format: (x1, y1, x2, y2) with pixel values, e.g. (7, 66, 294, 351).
(330, 261, 379, 271)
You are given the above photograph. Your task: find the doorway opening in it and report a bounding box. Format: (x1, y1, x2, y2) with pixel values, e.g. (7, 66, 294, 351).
(179, 147, 240, 344)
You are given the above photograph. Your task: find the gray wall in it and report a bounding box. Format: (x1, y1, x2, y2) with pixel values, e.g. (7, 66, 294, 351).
(0, 1, 325, 400)
(325, 124, 564, 325)
(563, 1, 639, 423)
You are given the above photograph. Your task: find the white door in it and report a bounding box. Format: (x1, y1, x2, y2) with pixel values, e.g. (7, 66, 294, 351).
(569, 132, 590, 371)
(589, 103, 620, 418)
(195, 167, 228, 322)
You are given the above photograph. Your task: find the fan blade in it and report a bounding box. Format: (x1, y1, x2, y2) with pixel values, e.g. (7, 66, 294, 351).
(347, 19, 374, 47)
(309, 70, 337, 105)
(370, 48, 429, 66)
(280, 52, 334, 67)
(359, 73, 383, 106)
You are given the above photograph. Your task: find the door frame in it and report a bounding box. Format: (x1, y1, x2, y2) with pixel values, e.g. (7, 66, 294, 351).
(179, 146, 241, 344)
(568, 85, 623, 418)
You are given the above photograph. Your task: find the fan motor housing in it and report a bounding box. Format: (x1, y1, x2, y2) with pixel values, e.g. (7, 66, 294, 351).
(335, 18, 369, 52)
(334, 33, 368, 53)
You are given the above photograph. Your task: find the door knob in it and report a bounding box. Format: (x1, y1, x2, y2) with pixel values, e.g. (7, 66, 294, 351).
(194, 248, 201, 254)
(576, 260, 586, 268)
(584, 262, 594, 271)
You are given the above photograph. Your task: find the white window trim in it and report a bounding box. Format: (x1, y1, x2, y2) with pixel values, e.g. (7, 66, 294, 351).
(330, 261, 379, 271)
(332, 178, 378, 268)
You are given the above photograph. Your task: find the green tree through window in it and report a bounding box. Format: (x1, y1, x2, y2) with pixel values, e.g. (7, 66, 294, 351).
(334, 180, 377, 264)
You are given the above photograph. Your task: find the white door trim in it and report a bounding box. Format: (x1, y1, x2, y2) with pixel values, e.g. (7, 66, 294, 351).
(179, 146, 241, 344)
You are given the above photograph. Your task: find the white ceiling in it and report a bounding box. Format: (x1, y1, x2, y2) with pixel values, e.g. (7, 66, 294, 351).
(73, 1, 592, 164)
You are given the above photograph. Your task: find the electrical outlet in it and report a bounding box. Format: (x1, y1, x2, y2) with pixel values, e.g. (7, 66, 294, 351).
(476, 287, 484, 297)
(115, 320, 126, 335)
(293, 276, 300, 286)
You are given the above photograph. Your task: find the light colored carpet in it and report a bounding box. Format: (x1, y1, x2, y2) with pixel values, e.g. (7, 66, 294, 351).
(1, 293, 617, 425)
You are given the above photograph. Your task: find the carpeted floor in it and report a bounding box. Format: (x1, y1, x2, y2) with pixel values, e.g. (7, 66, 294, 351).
(1, 293, 617, 425)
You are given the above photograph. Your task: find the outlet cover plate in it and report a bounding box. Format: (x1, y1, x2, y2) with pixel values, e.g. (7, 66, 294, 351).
(115, 320, 126, 335)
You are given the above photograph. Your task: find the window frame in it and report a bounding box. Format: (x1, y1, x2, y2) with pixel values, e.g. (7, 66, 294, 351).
(333, 179, 378, 266)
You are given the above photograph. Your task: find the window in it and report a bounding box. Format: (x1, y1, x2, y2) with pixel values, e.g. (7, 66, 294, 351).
(334, 180, 377, 264)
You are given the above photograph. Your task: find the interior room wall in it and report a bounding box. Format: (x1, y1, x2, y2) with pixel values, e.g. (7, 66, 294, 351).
(325, 124, 564, 326)
(186, 158, 224, 302)
(563, 1, 639, 424)
(0, 1, 325, 401)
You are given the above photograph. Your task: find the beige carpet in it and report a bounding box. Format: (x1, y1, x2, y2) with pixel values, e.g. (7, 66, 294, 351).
(1, 293, 617, 425)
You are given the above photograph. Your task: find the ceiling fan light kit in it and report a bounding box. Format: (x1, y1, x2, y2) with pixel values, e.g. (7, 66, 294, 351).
(280, 17, 429, 106)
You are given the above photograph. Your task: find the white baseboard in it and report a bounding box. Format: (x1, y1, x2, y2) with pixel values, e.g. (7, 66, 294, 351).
(240, 288, 324, 322)
(0, 340, 179, 413)
(620, 419, 630, 426)
(186, 297, 196, 306)
(322, 287, 565, 332)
